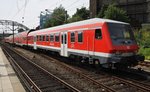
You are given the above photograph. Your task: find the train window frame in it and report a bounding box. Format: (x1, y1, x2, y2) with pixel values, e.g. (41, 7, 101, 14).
(64, 34, 67, 44)
(55, 33, 60, 42)
(38, 36, 40, 41)
(95, 29, 102, 40)
(70, 32, 75, 43)
(42, 35, 46, 41)
(39, 36, 41, 41)
(46, 35, 49, 41)
(61, 34, 63, 44)
(34, 36, 36, 42)
(77, 31, 83, 43)
(50, 34, 54, 42)
(36, 36, 38, 41)
(40, 35, 43, 41)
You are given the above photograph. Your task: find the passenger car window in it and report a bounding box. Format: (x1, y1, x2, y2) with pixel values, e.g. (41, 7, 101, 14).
(46, 35, 49, 41)
(50, 34, 54, 42)
(64, 34, 67, 44)
(71, 32, 75, 42)
(36, 36, 38, 41)
(43, 36, 45, 41)
(95, 29, 102, 39)
(78, 31, 83, 42)
(55, 33, 59, 42)
(34, 36, 36, 42)
(40, 36, 43, 41)
(61, 35, 63, 44)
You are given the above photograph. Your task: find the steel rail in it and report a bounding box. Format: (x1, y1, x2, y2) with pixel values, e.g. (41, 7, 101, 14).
(41, 54, 117, 92)
(41, 54, 150, 92)
(2, 46, 81, 92)
(2, 47, 41, 92)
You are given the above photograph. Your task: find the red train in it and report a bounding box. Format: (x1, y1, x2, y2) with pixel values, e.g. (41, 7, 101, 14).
(5, 18, 144, 68)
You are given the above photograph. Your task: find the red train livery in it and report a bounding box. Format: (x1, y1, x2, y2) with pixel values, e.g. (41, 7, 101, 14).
(5, 18, 144, 68)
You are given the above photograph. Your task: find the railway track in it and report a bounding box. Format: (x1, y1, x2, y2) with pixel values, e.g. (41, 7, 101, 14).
(2, 46, 81, 92)
(3, 44, 150, 92)
(113, 69, 150, 88)
(40, 53, 150, 92)
(139, 61, 150, 67)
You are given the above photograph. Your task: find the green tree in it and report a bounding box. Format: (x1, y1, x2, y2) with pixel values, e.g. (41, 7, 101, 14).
(136, 27, 150, 47)
(97, 5, 108, 18)
(104, 5, 129, 22)
(135, 26, 150, 60)
(68, 15, 82, 23)
(44, 5, 69, 28)
(68, 7, 90, 23)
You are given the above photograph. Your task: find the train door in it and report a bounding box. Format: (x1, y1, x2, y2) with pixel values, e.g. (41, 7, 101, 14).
(33, 35, 37, 50)
(87, 30, 95, 56)
(61, 32, 68, 57)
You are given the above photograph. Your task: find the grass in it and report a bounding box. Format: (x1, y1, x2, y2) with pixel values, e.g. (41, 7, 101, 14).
(139, 47, 150, 60)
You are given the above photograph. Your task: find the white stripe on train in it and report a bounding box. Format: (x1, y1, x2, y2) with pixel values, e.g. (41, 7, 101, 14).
(28, 44, 134, 57)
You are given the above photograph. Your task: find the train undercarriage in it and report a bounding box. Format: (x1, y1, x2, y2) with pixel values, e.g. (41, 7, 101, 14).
(69, 54, 145, 69)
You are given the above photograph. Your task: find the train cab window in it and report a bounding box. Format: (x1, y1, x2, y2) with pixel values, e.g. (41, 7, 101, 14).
(71, 32, 75, 42)
(46, 35, 49, 41)
(50, 34, 54, 42)
(55, 33, 59, 42)
(78, 31, 83, 42)
(95, 29, 102, 39)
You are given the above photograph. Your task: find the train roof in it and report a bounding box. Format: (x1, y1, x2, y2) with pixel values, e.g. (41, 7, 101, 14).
(46, 18, 128, 29)
(29, 18, 129, 35)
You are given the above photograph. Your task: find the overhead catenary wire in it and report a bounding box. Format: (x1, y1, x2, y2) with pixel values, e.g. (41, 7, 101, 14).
(22, 0, 29, 23)
(12, 0, 29, 19)
(11, 0, 89, 28)
(40, 0, 89, 27)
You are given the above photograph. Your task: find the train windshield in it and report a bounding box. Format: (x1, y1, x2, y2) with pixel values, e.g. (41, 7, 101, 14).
(108, 23, 136, 45)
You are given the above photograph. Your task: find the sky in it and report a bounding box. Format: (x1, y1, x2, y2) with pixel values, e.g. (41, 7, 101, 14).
(0, 0, 89, 29)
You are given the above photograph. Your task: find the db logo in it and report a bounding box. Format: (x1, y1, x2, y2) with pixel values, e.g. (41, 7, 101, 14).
(127, 46, 130, 49)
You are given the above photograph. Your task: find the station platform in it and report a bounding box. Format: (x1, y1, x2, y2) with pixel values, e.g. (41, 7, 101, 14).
(0, 47, 25, 92)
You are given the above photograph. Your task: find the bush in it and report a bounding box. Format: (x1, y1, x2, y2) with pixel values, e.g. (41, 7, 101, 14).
(139, 48, 150, 60)
(103, 5, 130, 22)
(135, 26, 150, 60)
(134, 27, 150, 47)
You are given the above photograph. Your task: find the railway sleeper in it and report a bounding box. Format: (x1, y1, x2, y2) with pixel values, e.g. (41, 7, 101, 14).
(117, 86, 139, 92)
(42, 87, 71, 92)
(103, 80, 120, 86)
(98, 78, 112, 83)
(40, 85, 67, 91)
(39, 83, 62, 89)
(35, 80, 58, 86)
(30, 76, 49, 80)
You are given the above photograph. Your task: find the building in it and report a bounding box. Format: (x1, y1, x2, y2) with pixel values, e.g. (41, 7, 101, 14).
(90, 0, 150, 27)
(40, 10, 52, 29)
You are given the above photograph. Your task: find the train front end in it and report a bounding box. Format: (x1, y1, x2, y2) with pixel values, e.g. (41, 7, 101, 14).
(106, 23, 144, 68)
